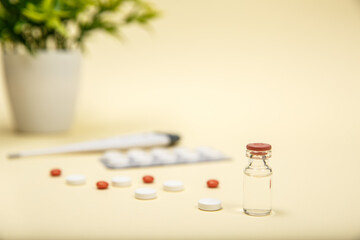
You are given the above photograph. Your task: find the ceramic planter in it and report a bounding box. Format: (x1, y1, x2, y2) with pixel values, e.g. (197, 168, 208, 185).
(3, 50, 81, 132)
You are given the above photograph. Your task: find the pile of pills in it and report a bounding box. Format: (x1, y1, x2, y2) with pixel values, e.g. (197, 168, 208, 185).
(50, 169, 222, 211)
(101, 146, 228, 169)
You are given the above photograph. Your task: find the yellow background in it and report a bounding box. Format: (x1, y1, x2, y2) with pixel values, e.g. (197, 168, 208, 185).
(1, 0, 360, 239)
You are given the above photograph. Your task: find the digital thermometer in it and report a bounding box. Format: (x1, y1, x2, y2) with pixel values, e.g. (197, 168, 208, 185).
(8, 132, 180, 159)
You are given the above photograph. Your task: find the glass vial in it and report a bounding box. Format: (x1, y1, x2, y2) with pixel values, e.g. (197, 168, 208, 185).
(243, 143, 272, 216)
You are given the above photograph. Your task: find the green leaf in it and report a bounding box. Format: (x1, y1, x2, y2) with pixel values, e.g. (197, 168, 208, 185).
(53, 9, 72, 18)
(41, 0, 55, 11)
(13, 21, 25, 33)
(22, 8, 47, 22)
(0, 0, 160, 54)
(46, 17, 67, 36)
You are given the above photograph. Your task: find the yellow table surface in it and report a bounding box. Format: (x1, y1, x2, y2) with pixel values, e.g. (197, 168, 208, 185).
(1, 1, 360, 239)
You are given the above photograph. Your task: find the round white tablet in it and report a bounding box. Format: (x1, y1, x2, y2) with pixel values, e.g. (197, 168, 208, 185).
(107, 157, 130, 168)
(196, 147, 224, 160)
(102, 150, 122, 159)
(66, 175, 86, 185)
(151, 148, 168, 156)
(127, 149, 154, 166)
(163, 180, 184, 192)
(159, 153, 177, 164)
(132, 154, 154, 166)
(101, 151, 130, 168)
(153, 151, 178, 165)
(135, 188, 157, 200)
(174, 148, 201, 163)
(152, 148, 177, 164)
(111, 176, 131, 187)
(181, 152, 201, 163)
(198, 198, 222, 211)
(127, 149, 146, 158)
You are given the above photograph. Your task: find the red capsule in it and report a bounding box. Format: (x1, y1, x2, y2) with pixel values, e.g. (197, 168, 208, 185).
(50, 169, 61, 177)
(143, 175, 154, 183)
(96, 181, 109, 189)
(207, 179, 219, 188)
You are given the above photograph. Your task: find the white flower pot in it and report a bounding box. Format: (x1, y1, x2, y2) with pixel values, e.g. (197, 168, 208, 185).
(3, 50, 81, 133)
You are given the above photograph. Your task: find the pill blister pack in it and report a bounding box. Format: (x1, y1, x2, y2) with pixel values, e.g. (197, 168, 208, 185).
(100, 146, 229, 169)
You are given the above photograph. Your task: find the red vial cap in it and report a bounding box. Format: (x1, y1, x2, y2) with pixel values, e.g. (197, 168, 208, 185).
(246, 143, 272, 151)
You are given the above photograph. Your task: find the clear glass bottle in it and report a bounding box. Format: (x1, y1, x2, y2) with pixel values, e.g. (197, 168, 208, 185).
(243, 143, 272, 216)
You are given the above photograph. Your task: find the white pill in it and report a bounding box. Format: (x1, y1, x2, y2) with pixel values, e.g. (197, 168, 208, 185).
(127, 149, 154, 166)
(196, 147, 224, 160)
(66, 175, 86, 185)
(101, 151, 130, 168)
(107, 157, 130, 168)
(173, 147, 189, 155)
(135, 188, 157, 200)
(111, 176, 131, 187)
(159, 153, 177, 164)
(102, 150, 123, 159)
(151, 148, 168, 156)
(174, 148, 201, 163)
(152, 149, 177, 164)
(183, 151, 201, 162)
(132, 154, 154, 166)
(163, 180, 184, 192)
(127, 149, 146, 158)
(208, 151, 224, 160)
(198, 198, 222, 211)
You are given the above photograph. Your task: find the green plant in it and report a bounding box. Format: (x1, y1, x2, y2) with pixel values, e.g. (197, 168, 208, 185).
(0, 0, 159, 53)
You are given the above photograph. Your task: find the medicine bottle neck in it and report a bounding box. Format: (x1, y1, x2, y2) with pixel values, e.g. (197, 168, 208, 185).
(245, 150, 272, 175)
(248, 157, 270, 168)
